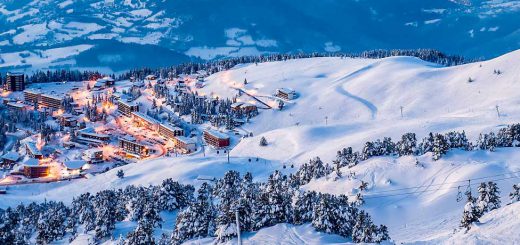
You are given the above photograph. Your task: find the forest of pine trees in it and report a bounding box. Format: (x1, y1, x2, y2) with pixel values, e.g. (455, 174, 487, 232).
(0, 172, 390, 244)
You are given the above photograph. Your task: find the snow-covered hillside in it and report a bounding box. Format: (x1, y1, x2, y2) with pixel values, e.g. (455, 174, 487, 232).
(1, 0, 519, 71)
(3, 49, 520, 243)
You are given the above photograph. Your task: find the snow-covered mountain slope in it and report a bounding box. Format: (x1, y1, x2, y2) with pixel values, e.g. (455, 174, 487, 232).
(4, 50, 520, 243)
(1, 0, 519, 71)
(419, 201, 520, 244)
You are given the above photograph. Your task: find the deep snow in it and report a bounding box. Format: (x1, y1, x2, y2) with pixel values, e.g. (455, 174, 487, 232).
(3, 49, 520, 243)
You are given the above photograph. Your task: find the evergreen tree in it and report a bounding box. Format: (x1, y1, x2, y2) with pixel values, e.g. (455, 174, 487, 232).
(292, 191, 317, 225)
(117, 169, 124, 179)
(509, 183, 520, 204)
(259, 136, 268, 146)
(312, 193, 338, 233)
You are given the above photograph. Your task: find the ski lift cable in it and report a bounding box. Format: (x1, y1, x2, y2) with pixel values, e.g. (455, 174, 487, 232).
(365, 170, 520, 195)
(363, 175, 520, 199)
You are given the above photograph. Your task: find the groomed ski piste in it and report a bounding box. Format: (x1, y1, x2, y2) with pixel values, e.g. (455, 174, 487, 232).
(3, 49, 520, 244)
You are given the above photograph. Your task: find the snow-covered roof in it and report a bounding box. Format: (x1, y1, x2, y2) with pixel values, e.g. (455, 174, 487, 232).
(25, 142, 42, 155)
(7, 102, 25, 108)
(277, 88, 295, 94)
(132, 112, 160, 125)
(41, 93, 64, 101)
(160, 123, 183, 132)
(176, 136, 195, 145)
(1, 152, 20, 161)
(24, 89, 42, 95)
(63, 160, 87, 170)
(79, 128, 109, 139)
(23, 158, 40, 166)
(145, 74, 157, 80)
(103, 76, 115, 82)
(84, 148, 103, 155)
(119, 99, 138, 107)
(205, 129, 229, 139)
(121, 135, 136, 142)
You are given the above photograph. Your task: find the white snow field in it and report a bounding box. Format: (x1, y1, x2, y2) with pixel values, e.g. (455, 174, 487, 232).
(4, 49, 520, 244)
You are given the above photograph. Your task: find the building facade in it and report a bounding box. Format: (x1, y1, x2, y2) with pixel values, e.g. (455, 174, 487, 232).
(118, 100, 139, 117)
(203, 130, 230, 148)
(173, 136, 196, 153)
(118, 136, 150, 158)
(5, 72, 25, 91)
(40, 94, 63, 110)
(159, 124, 184, 140)
(132, 112, 160, 131)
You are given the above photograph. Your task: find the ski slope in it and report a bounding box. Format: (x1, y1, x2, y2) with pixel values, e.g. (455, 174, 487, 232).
(4, 49, 520, 243)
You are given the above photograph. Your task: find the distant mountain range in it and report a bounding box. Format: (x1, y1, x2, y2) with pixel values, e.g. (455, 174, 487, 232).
(0, 0, 519, 72)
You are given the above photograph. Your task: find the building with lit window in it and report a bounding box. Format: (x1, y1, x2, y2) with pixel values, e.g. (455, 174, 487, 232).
(118, 100, 139, 117)
(132, 112, 160, 131)
(159, 124, 184, 140)
(173, 136, 196, 153)
(118, 136, 150, 158)
(5, 72, 25, 91)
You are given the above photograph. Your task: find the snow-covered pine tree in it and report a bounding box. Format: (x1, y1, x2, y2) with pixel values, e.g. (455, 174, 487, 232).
(396, 132, 417, 156)
(486, 181, 501, 211)
(332, 159, 342, 180)
(214, 171, 242, 242)
(158, 178, 194, 211)
(312, 193, 339, 233)
(431, 133, 448, 160)
(36, 201, 69, 244)
(460, 191, 479, 231)
(259, 136, 268, 146)
(93, 190, 117, 240)
(509, 183, 520, 204)
(117, 169, 124, 179)
(237, 172, 257, 232)
(292, 190, 318, 225)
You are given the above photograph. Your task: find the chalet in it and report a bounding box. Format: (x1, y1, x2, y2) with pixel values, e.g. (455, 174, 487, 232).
(203, 130, 230, 149)
(119, 136, 151, 158)
(92, 80, 106, 91)
(117, 100, 139, 117)
(195, 76, 205, 88)
(1, 152, 20, 168)
(145, 74, 157, 80)
(63, 142, 76, 149)
(276, 88, 296, 100)
(82, 149, 103, 163)
(159, 124, 184, 141)
(75, 127, 110, 146)
(173, 136, 196, 153)
(104, 77, 115, 86)
(59, 114, 77, 127)
(23, 158, 49, 178)
(25, 142, 43, 159)
(132, 112, 160, 131)
(231, 102, 257, 114)
(62, 160, 87, 176)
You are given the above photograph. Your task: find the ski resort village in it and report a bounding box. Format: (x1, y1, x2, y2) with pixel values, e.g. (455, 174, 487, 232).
(0, 69, 269, 184)
(1, 49, 520, 244)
